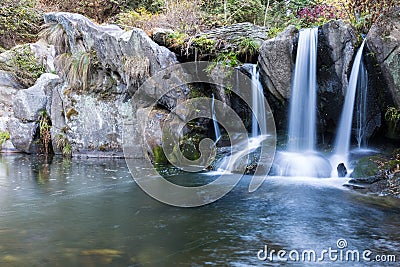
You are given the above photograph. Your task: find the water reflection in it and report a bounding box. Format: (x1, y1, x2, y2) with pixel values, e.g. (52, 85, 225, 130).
(0, 155, 398, 266)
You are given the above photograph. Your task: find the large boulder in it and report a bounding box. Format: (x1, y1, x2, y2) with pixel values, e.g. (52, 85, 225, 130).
(7, 73, 60, 153)
(41, 12, 189, 157)
(259, 25, 297, 102)
(155, 23, 268, 62)
(258, 26, 297, 130)
(13, 73, 60, 121)
(7, 118, 37, 153)
(366, 7, 400, 106)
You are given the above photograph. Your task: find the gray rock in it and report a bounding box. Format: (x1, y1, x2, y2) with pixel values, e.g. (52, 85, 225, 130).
(13, 73, 61, 121)
(366, 7, 400, 106)
(259, 25, 297, 102)
(0, 70, 21, 119)
(44, 12, 180, 97)
(7, 118, 37, 153)
(137, 107, 169, 159)
(152, 28, 174, 46)
(39, 12, 189, 157)
(0, 139, 20, 153)
(61, 92, 133, 154)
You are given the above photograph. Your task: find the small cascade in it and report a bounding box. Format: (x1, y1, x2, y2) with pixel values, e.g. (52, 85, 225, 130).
(356, 60, 368, 148)
(287, 28, 318, 152)
(333, 40, 366, 168)
(211, 94, 221, 142)
(251, 65, 267, 137)
(216, 64, 268, 173)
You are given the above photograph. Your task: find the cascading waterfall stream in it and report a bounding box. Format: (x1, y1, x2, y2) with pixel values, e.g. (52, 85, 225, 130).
(356, 60, 368, 149)
(274, 28, 332, 178)
(217, 64, 268, 173)
(252, 65, 267, 138)
(287, 28, 318, 152)
(332, 40, 366, 169)
(211, 94, 221, 142)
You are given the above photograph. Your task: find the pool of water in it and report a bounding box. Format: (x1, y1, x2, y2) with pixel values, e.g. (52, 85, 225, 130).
(0, 154, 399, 266)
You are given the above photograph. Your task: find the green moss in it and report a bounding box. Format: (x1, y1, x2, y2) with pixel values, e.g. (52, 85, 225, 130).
(352, 156, 381, 178)
(153, 146, 168, 164)
(180, 139, 200, 161)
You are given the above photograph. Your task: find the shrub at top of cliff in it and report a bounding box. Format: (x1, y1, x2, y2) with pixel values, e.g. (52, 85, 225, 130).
(38, 0, 163, 23)
(0, 0, 43, 49)
(343, 0, 398, 33)
(0, 44, 46, 87)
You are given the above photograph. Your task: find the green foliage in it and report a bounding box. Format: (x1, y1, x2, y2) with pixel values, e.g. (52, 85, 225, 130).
(55, 133, 72, 157)
(238, 37, 260, 61)
(115, 0, 204, 34)
(385, 106, 400, 138)
(38, 110, 51, 154)
(0, 131, 11, 149)
(202, 0, 265, 25)
(180, 138, 200, 161)
(343, 0, 397, 34)
(166, 31, 188, 48)
(0, 45, 46, 87)
(215, 51, 241, 67)
(385, 107, 400, 127)
(0, 0, 43, 49)
(192, 35, 216, 54)
(38, 0, 153, 23)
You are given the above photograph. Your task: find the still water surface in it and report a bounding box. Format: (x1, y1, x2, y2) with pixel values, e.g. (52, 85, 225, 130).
(0, 155, 399, 266)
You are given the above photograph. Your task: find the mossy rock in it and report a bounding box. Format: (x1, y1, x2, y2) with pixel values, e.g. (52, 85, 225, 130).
(352, 156, 381, 178)
(180, 139, 200, 161)
(153, 145, 168, 164)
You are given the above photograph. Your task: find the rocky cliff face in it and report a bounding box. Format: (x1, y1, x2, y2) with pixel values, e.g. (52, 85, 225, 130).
(367, 7, 400, 107)
(0, 12, 188, 158)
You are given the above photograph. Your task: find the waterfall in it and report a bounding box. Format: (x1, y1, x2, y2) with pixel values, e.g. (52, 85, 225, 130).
(273, 28, 333, 178)
(356, 60, 368, 148)
(251, 65, 267, 138)
(216, 64, 268, 173)
(211, 94, 221, 142)
(334, 40, 366, 162)
(287, 28, 318, 152)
